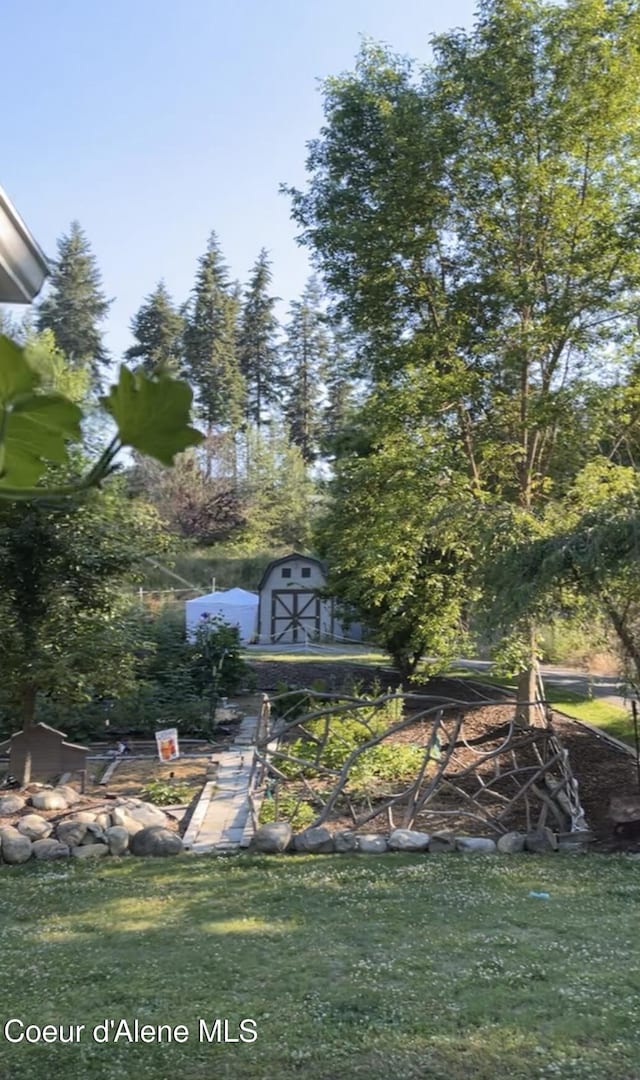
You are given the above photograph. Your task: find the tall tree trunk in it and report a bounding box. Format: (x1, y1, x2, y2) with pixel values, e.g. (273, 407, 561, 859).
(19, 682, 37, 787)
(515, 625, 541, 727)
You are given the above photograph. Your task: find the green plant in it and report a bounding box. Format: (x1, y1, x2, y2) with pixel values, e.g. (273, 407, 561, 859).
(0, 334, 203, 500)
(140, 779, 195, 806)
(259, 790, 316, 830)
(279, 691, 429, 791)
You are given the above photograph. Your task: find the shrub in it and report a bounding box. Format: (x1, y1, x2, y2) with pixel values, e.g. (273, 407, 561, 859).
(5, 602, 253, 741)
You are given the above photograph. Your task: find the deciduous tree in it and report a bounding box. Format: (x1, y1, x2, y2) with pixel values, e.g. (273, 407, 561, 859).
(288, 2, 640, 709)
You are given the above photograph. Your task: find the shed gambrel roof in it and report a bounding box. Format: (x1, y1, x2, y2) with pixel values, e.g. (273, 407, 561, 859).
(258, 552, 326, 591)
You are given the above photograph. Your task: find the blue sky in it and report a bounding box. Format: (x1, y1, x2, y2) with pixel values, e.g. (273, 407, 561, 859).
(3, 0, 477, 360)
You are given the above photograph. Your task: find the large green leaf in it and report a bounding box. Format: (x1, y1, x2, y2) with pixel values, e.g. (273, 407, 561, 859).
(0, 334, 38, 403)
(101, 366, 203, 465)
(0, 335, 82, 488)
(0, 394, 84, 487)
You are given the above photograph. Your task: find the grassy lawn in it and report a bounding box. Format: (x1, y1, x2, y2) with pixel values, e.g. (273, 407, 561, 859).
(1, 854, 640, 1079)
(545, 686, 634, 742)
(246, 645, 388, 666)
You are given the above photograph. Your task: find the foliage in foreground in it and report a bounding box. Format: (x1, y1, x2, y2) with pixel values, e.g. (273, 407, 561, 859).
(1, 854, 640, 1080)
(0, 334, 203, 500)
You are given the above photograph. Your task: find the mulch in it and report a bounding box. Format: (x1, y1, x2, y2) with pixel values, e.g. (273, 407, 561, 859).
(249, 657, 640, 852)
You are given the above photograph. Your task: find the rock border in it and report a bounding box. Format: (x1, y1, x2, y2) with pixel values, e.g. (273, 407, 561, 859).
(0, 787, 185, 865)
(249, 822, 592, 855)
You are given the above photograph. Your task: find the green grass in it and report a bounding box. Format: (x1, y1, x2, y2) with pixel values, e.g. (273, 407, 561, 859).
(247, 645, 388, 666)
(1, 854, 640, 1079)
(545, 686, 633, 741)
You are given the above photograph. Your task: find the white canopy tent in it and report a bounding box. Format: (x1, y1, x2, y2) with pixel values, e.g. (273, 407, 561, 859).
(185, 587, 259, 644)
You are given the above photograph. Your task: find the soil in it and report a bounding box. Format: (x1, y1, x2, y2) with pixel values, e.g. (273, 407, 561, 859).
(86, 755, 209, 799)
(249, 657, 640, 852)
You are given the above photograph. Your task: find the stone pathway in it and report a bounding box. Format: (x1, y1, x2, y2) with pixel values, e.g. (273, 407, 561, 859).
(183, 715, 257, 855)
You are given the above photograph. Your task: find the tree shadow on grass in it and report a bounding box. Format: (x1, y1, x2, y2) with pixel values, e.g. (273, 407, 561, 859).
(1, 853, 639, 1079)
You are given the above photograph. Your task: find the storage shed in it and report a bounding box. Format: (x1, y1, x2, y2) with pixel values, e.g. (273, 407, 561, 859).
(257, 553, 333, 644)
(185, 586, 259, 643)
(0, 723, 87, 787)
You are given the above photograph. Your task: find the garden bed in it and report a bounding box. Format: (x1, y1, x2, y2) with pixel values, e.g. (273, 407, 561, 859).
(251, 660, 640, 851)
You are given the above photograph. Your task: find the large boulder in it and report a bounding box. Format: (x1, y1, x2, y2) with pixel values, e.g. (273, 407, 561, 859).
(388, 829, 430, 852)
(70, 811, 98, 824)
(110, 808, 144, 836)
(0, 794, 26, 816)
(497, 831, 526, 854)
(111, 812, 147, 833)
(334, 830, 358, 853)
(56, 820, 88, 848)
(0, 827, 32, 864)
(252, 822, 292, 854)
(55, 785, 82, 806)
(293, 827, 334, 854)
(31, 790, 69, 812)
(31, 839, 70, 860)
(557, 831, 593, 855)
(130, 826, 183, 858)
(71, 844, 108, 859)
(80, 823, 107, 845)
(525, 827, 558, 854)
(106, 826, 129, 856)
(456, 836, 497, 854)
(356, 834, 388, 854)
(17, 814, 52, 841)
(94, 812, 112, 831)
(429, 831, 457, 853)
(114, 800, 168, 829)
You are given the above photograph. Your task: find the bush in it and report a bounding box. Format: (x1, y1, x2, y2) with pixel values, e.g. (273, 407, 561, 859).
(3, 602, 253, 741)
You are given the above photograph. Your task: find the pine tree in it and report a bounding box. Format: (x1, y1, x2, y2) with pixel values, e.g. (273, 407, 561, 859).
(283, 277, 328, 463)
(239, 425, 318, 549)
(36, 221, 110, 385)
(238, 249, 280, 427)
(183, 233, 245, 434)
(321, 324, 357, 455)
(125, 280, 184, 375)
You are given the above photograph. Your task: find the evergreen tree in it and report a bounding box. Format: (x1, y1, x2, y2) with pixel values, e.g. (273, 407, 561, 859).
(283, 277, 328, 463)
(125, 280, 184, 375)
(238, 249, 280, 427)
(239, 425, 318, 549)
(36, 221, 110, 385)
(183, 232, 245, 435)
(321, 324, 357, 455)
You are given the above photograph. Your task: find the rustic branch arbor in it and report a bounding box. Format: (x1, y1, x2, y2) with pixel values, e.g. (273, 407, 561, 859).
(250, 685, 588, 838)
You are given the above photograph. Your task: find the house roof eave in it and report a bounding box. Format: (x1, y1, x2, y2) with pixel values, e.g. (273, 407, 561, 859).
(0, 185, 50, 303)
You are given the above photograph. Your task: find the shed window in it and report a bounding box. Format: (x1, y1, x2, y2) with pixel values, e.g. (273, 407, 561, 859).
(301, 567, 311, 578)
(281, 568, 292, 579)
